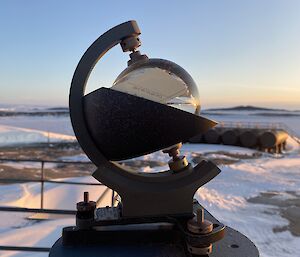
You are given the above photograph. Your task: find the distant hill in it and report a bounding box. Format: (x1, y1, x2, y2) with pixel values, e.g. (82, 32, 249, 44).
(205, 105, 288, 112)
(46, 107, 69, 111)
(0, 106, 69, 117)
(0, 111, 69, 117)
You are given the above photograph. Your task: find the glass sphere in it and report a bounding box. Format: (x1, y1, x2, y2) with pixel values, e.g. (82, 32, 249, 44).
(112, 58, 201, 115)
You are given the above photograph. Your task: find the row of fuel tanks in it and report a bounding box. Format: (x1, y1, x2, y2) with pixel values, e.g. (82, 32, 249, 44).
(189, 127, 289, 153)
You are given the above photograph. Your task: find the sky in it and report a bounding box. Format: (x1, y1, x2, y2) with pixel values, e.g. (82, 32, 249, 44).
(0, 0, 299, 109)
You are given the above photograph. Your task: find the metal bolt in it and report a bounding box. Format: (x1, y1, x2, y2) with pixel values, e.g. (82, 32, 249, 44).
(76, 191, 96, 212)
(120, 35, 141, 52)
(187, 207, 213, 234)
(187, 207, 214, 255)
(162, 143, 189, 172)
(196, 208, 204, 224)
(84, 191, 89, 203)
(163, 143, 182, 160)
(127, 51, 148, 66)
(76, 191, 96, 230)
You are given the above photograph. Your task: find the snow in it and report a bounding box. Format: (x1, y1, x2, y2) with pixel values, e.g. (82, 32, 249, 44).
(0, 125, 75, 146)
(0, 109, 299, 256)
(0, 177, 110, 210)
(1, 143, 299, 256)
(0, 176, 113, 257)
(285, 136, 299, 151)
(0, 116, 74, 136)
(195, 166, 300, 257)
(1, 161, 57, 170)
(0, 218, 71, 257)
(58, 153, 90, 162)
(192, 147, 300, 257)
(132, 142, 300, 257)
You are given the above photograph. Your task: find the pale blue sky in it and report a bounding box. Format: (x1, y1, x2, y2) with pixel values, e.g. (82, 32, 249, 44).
(1, 1, 299, 109)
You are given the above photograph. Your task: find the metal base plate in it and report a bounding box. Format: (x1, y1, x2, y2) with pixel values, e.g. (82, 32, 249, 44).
(49, 225, 258, 257)
(50, 202, 259, 257)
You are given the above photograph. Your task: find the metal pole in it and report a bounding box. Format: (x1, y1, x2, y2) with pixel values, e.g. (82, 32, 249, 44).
(111, 190, 115, 207)
(0, 206, 76, 215)
(0, 245, 50, 252)
(40, 161, 45, 209)
(95, 187, 111, 206)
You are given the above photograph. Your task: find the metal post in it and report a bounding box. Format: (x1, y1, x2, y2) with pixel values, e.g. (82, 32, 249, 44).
(111, 190, 115, 207)
(47, 131, 50, 145)
(40, 161, 45, 209)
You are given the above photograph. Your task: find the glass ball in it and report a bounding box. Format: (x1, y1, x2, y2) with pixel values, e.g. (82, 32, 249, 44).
(112, 58, 201, 115)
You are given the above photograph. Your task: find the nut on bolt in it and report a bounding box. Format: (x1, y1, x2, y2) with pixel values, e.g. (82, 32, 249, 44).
(121, 35, 141, 52)
(76, 192, 96, 229)
(162, 143, 189, 172)
(187, 208, 214, 255)
(77, 192, 96, 213)
(187, 208, 213, 234)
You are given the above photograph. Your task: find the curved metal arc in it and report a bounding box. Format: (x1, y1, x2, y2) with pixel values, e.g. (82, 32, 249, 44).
(69, 20, 140, 167)
(92, 160, 221, 217)
(93, 160, 220, 193)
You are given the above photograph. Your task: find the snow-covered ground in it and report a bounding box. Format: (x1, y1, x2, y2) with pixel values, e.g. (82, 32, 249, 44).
(197, 151, 300, 257)
(134, 143, 300, 257)
(0, 107, 299, 257)
(0, 125, 75, 146)
(0, 176, 112, 257)
(0, 105, 72, 136)
(0, 143, 299, 257)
